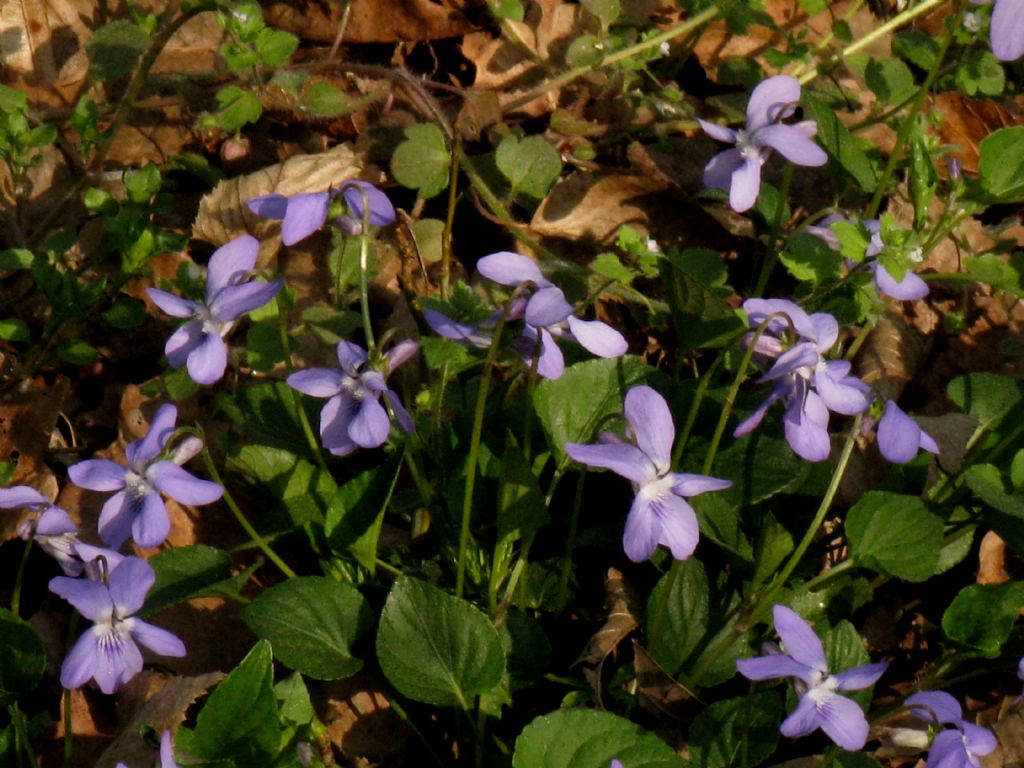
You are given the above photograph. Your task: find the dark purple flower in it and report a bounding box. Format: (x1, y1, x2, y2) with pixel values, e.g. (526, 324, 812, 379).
(565, 386, 731, 562)
(906, 691, 998, 768)
(737, 604, 887, 751)
(50, 556, 185, 693)
(734, 299, 870, 462)
(68, 404, 223, 548)
(476, 251, 627, 379)
(148, 236, 283, 385)
(877, 401, 939, 464)
(287, 340, 417, 456)
(699, 75, 827, 212)
(970, 0, 1024, 60)
(1, 486, 82, 576)
(247, 180, 396, 243)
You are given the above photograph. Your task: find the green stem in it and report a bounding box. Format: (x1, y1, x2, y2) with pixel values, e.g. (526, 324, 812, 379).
(11, 536, 32, 618)
(277, 297, 329, 472)
(673, 350, 728, 466)
(9, 702, 37, 768)
(752, 162, 794, 297)
(555, 468, 587, 612)
(700, 330, 764, 476)
(440, 136, 461, 300)
(200, 448, 298, 579)
(357, 200, 376, 355)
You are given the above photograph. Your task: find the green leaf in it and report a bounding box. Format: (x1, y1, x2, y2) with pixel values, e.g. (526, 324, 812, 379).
(0, 608, 45, 698)
(965, 463, 1024, 555)
(0, 84, 28, 113)
(581, 0, 621, 27)
(956, 49, 1004, 97)
(0, 319, 28, 342)
(979, 126, 1024, 202)
(661, 249, 744, 353)
(780, 232, 843, 283)
(592, 252, 636, 284)
(376, 577, 505, 707)
(947, 372, 1023, 434)
(215, 86, 263, 132)
(56, 339, 99, 365)
(0, 249, 34, 271)
(124, 163, 161, 203)
(496, 135, 563, 199)
(803, 92, 878, 192)
(846, 492, 942, 582)
(893, 30, 938, 71)
(865, 59, 915, 104)
(85, 20, 149, 80)
(276, 672, 316, 725)
(187, 641, 281, 764)
(142, 545, 234, 617)
(830, 220, 871, 262)
(102, 297, 148, 329)
(217, 382, 318, 460)
(305, 82, 350, 117)
(689, 691, 782, 768)
(489, 0, 525, 20)
(255, 27, 298, 67)
(512, 708, 686, 768)
(242, 577, 373, 680)
(714, 434, 811, 507)
(797, 0, 826, 12)
(227, 444, 336, 528)
(534, 356, 652, 465)
(823, 619, 874, 707)
(391, 123, 450, 199)
(325, 454, 402, 561)
(245, 319, 289, 372)
(965, 252, 1023, 295)
(565, 35, 604, 68)
(942, 581, 1024, 656)
(646, 559, 709, 676)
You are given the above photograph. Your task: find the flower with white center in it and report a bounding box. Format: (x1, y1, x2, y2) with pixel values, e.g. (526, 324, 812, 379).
(1, 486, 82, 576)
(905, 691, 998, 768)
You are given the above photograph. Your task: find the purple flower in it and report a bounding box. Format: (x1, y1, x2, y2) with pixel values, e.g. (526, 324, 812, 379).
(423, 307, 498, 348)
(1, 486, 82, 576)
(247, 180, 396, 244)
(699, 75, 827, 212)
(906, 691, 998, 768)
(476, 251, 628, 379)
(734, 299, 870, 462)
(565, 386, 731, 562)
(116, 731, 179, 768)
(877, 401, 939, 464)
(737, 604, 888, 751)
(611, 762, 624, 768)
(287, 340, 418, 456)
(148, 236, 283, 385)
(68, 404, 223, 548)
(49, 556, 185, 693)
(970, 0, 1024, 60)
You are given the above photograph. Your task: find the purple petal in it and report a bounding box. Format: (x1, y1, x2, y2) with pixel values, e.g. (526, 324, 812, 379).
(743, 298, 813, 339)
(877, 401, 923, 464)
(784, 388, 831, 462)
(341, 180, 396, 227)
(564, 441, 655, 484)
(73, 542, 125, 577)
(962, 722, 998, 758)
(126, 404, 178, 468)
(281, 192, 330, 245)
(814, 364, 869, 416)
(623, 386, 675, 475)
(209, 279, 283, 322)
(348, 396, 390, 449)
(873, 264, 930, 300)
(385, 389, 415, 433)
(337, 340, 369, 374)
(652, 492, 700, 561)
(109, 557, 154, 616)
(49, 576, 111, 622)
(160, 731, 178, 768)
(92, 628, 143, 693)
(780, 694, 822, 739)
(245, 193, 289, 221)
(423, 308, 490, 346)
(991, 0, 1024, 61)
(69, 459, 127, 492)
(733, 383, 787, 438)
(737, 654, 815, 682)
(755, 124, 827, 167)
(773, 605, 827, 671)
(729, 156, 762, 213)
(0, 486, 50, 509)
(186, 332, 228, 386)
(131, 492, 171, 549)
(671, 473, 732, 498)
(147, 462, 223, 505)
(704, 148, 745, 192)
(698, 118, 738, 145)
(320, 393, 359, 456)
(61, 630, 102, 690)
(834, 661, 887, 691)
(147, 289, 196, 319)
(919, 427, 940, 455)
(746, 75, 801, 132)
(566, 316, 628, 357)
(533, 328, 565, 380)
(130, 619, 186, 658)
(35, 505, 77, 536)
(929, 729, 968, 768)
(905, 691, 962, 724)
(97, 491, 134, 549)
(288, 368, 345, 398)
(477, 251, 547, 287)
(818, 694, 869, 751)
(761, 342, 819, 382)
(525, 286, 573, 327)
(807, 313, 840, 350)
(165, 321, 205, 368)
(623, 492, 660, 562)
(206, 235, 259, 297)
(385, 339, 419, 372)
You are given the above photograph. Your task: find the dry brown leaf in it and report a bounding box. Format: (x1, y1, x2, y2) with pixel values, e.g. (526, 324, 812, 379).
(577, 567, 640, 666)
(191, 143, 362, 257)
(926, 93, 1024, 174)
(264, 0, 476, 43)
(856, 312, 928, 402)
(633, 641, 694, 722)
(977, 530, 1011, 585)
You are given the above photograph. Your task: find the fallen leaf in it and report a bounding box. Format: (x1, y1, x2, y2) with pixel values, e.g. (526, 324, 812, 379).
(633, 641, 694, 722)
(264, 0, 476, 44)
(978, 530, 1010, 585)
(577, 567, 640, 666)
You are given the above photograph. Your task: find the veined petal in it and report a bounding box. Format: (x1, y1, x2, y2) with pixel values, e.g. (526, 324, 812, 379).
(733, 383, 788, 438)
(341, 180, 396, 227)
(873, 264, 930, 300)
(755, 124, 827, 167)
(477, 251, 547, 287)
(928, 729, 969, 768)
(807, 313, 839, 350)
(737, 654, 814, 682)
(566, 316, 628, 357)
(919, 427, 940, 455)
(35, 505, 77, 536)
(49, 576, 111, 622)
(186, 332, 228, 385)
(817, 693, 869, 751)
(337, 340, 369, 374)
(743, 298, 812, 338)
(131, 492, 171, 549)
(349, 396, 391, 449)
(288, 367, 345, 398)
(126, 403, 178, 468)
(209, 279, 283, 322)
(0, 485, 50, 509)
(623, 386, 675, 475)
(780, 694, 822, 739)
(703, 148, 744, 192)
(130, 619, 186, 657)
(206, 235, 259, 297)
(652, 491, 700, 560)
(109, 557, 155, 617)
(773, 605, 827, 670)
(670, 473, 732, 498)
(623, 493, 660, 562)
(97, 491, 134, 549)
(746, 75, 801, 132)
(73, 542, 125, 577)
(69, 459, 127, 492)
(729, 156, 762, 213)
(991, 0, 1024, 61)
(60, 629, 102, 690)
(698, 118, 738, 144)
(281, 192, 330, 245)
(784, 388, 831, 462)
(564, 441, 655, 484)
(91, 627, 143, 693)
(760, 342, 819, 382)
(423, 308, 490, 346)
(147, 289, 196, 319)
(525, 286, 573, 327)
(160, 731, 179, 768)
(534, 328, 565, 380)
(834, 661, 887, 691)
(320, 393, 358, 456)
(814, 364, 869, 416)
(148, 462, 223, 505)
(165, 320, 204, 368)
(905, 691, 962, 724)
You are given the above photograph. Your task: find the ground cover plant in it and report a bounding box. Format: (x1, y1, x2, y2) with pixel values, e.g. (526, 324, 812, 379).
(4, 0, 1024, 766)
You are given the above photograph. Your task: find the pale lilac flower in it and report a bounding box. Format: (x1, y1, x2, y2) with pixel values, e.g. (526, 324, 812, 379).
(737, 604, 888, 751)
(423, 307, 498, 348)
(906, 691, 998, 768)
(611, 761, 624, 768)
(970, 0, 1024, 60)
(734, 299, 870, 462)
(68, 404, 223, 548)
(148, 235, 283, 385)
(699, 75, 827, 212)
(50, 556, 185, 694)
(287, 340, 418, 456)
(877, 401, 939, 464)
(1, 486, 82, 576)
(247, 180, 396, 244)
(476, 251, 627, 379)
(565, 386, 731, 562)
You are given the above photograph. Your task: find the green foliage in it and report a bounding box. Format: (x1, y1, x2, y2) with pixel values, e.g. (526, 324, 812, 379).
(803, 92, 878, 193)
(213, 86, 263, 133)
(661, 248, 744, 353)
(305, 82, 350, 117)
(965, 463, 1024, 555)
(325, 454, 402, 567)
(780, 232, 843, 283)
(0, 609, 45, 699)
(845, 492, 942, 582)
(391, 123, 451, 199)
(979, 126, 1024, 202)
(956, 50, 1004, 96)
(688, 691, 782, 768)
(942, 581, 1024, 656)
(85, 20, 149, 80)
(865, 59, 916, 104)
(226, 444, 337, 528)
(143, 545, 236, 616)
(496, 134, 563, 199)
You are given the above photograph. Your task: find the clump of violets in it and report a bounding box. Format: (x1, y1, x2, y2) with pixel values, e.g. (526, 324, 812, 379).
(734, 298, 870, 462)
(876, 400, 939, 464)
(287, 339, 417, 456)
(69, 404, 223, 549)
(148, 235, 283, 385)
(1, 486, 82, 575)
(737, 604, 888, 751)
(565, 386, 731, 562)
(699, 75, 827, 212)
(970, 0, 1024, 60)
(50, 556, 185, 694)
(246, 179, 396, 244)
(905, 691, 998, 768)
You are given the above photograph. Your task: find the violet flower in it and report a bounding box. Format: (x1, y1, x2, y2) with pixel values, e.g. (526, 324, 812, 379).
(737, 604, 888, 751)
(734, 299, 870, 462)
(699, 75, 827, 212)
(476, 251, 628, 379)
(565, 386, 731, 562)
(877, 401, 939, 464)
(148, 235, 283, 385)
(970, 0, 1024, 60)
(905, 691, 998, 768)
(287, 340, 417, 456)
(247, 180, 396, 244)
(1, 486, 82, 576)
(50, 556, 185, 694)
(69, 404, 223, 549)
(423, 307, 498, 348)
